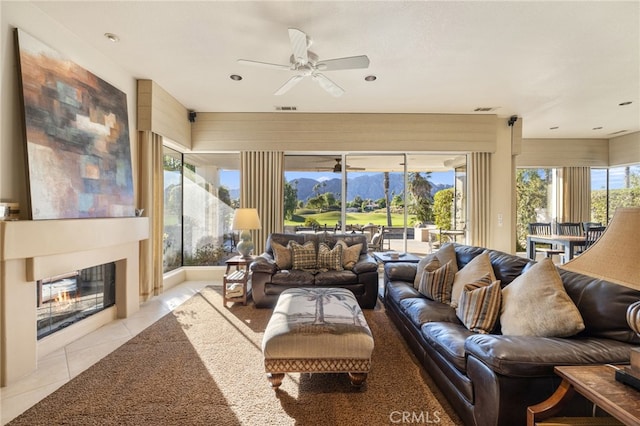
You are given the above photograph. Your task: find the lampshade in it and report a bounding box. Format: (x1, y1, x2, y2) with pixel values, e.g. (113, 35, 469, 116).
(561, 207, 640, 291)
(232, 208, 261, 231)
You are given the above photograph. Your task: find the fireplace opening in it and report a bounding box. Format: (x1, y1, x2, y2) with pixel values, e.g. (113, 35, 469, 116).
(37, 262, 116, 339)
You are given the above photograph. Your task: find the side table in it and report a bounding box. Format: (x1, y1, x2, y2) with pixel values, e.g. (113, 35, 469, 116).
(527, 364, 639, 425)
(223, 255, 253, 307)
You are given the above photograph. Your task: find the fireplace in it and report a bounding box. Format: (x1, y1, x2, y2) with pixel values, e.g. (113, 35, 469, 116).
(0, 217, 148, 386)
(37, 262, 116, 339)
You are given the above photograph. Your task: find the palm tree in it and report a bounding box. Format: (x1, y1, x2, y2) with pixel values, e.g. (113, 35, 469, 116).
(285, 288, 348, 324)
(384, 172, 392, 226)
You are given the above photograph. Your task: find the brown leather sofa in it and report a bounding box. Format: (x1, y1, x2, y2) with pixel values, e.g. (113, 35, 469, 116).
(383, 243, 640, 426)
(250, 232, 379, 308)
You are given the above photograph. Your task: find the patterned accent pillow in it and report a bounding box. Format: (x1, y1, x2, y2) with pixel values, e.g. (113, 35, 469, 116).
(417, 260, 454, 304)
(317, 243, 343, 271)
(289, 241, 317, 270)
(336, 240, 363, 270)
(456, 274, 502, 334)
(272, 241, 292, 269)
(450, 251, 496, 308)
(414, 243, 458, 289)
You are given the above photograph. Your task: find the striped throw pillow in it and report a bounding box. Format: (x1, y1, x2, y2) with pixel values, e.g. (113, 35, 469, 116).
(317, 242, 343, 271)
(289, 241, 317, 270)
(418, 260, 455, 304)
(456, 274, 502, 334)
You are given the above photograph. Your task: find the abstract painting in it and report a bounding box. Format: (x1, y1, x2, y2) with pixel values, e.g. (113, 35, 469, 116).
(15, 28, 135, 220)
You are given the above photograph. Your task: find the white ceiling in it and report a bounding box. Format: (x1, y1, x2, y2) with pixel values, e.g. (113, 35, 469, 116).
(32, 1, 640, 140)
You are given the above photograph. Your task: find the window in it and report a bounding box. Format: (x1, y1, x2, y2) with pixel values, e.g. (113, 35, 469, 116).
(607, 165, 640, 221)
(182, 153, 240, 266)
(283, 154, 461, 253)
(515, 168, 554, 251)
(163, 147, 183, 273)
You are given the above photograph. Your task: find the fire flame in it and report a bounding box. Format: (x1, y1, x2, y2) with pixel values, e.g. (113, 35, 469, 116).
(55, 290, 70, 303)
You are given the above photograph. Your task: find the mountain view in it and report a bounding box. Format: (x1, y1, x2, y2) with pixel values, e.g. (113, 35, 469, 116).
(288, 173, 452, 202)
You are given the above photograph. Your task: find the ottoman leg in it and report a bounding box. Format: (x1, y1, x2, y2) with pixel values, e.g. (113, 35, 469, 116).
(348, 372, 368, 387)
(267, 372, 285, 388)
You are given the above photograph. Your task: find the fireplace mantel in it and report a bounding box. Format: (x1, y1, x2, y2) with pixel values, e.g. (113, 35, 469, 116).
(0, 217, 149, 386)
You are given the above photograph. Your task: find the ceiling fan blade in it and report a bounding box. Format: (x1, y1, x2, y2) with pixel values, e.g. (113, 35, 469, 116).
(313, 73, 344, 97)
(237, 59, 291, 71)
(316, 55, 370, 71)
(288, 28, 309, 65)
(274, 75, 304, 96)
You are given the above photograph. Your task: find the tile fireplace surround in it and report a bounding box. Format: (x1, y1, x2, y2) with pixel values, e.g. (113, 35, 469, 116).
(0, 217, 148, 386)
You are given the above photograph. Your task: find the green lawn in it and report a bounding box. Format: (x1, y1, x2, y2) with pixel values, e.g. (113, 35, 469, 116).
(285, 209, 417, 227)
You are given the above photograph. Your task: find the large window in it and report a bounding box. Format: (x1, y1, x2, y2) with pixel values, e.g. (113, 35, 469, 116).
(163, 149, 240, 271)
(182, 153, 239, 266)
(163, 147, 183, 273)
(591, 165, 640, 223)
(515, 168, 554, 251)
(283, 154, 461, 253)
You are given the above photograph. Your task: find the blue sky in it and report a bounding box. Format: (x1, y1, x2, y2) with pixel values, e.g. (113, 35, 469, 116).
(179, 166, 638, 191)
(217, 170, 455, 190)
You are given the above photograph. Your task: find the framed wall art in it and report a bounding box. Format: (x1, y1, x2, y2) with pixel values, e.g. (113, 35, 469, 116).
(15, 28, 134, 220)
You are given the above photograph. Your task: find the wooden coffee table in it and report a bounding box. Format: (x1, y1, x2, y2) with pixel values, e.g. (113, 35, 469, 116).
(527, 364, 640, 425)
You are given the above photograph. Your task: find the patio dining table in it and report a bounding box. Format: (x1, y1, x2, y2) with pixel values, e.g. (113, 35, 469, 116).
(526, 234, 587, 263)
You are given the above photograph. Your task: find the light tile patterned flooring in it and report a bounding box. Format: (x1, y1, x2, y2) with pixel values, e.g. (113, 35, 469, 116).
(0, 281, 211, 425)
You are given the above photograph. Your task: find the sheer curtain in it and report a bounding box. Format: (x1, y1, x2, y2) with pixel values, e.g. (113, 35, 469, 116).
(561, 167, 591, 222)
(138, 131, 164, 300)
(469, 152, 491, 246)
(240, 151, 285, 254)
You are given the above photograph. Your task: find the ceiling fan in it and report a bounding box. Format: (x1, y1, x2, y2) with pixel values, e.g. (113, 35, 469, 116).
(318, 158, 366, 173)
(237, 28, 370, 97)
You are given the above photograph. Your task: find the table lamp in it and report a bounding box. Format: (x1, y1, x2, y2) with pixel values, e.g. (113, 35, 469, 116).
(561, 207, 640, 390)
(232, 208, 261, 259)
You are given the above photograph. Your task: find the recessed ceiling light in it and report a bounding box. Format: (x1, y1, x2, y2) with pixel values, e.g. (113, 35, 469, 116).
(230, 74, 243, 81)
(364, 75, 377, 82)
(592, 126, 603, 130)
(104, 33, 120, 43)
(619, 101, 632, 106)
(474, 107, 497, 112)
(550, 126, 559, 130)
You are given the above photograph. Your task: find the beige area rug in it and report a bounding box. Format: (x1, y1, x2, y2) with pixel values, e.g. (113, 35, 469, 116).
(9, 286, 462, 425)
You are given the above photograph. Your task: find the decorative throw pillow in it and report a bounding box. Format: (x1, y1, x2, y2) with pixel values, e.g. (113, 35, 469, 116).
(414, 243, 458, 289)
(336, 240, 363, 270)
(272, 241, 292, 269)
(417, 260, 454, 304)
(456, 274, 502, 334)
(500, 258, 585, 337)
(450, 251, 496, 309)
(317, 242, 343, 271)
(289, 241, 317, 270)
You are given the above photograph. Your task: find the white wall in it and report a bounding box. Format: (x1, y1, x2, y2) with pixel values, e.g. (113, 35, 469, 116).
(0, 1, 138, 214)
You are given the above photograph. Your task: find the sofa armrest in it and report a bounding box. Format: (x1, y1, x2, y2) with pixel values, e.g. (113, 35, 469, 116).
(351, 254, 378, 274)
(384, 262, 418, 283)
(249, 254, 278, 275)
(465, 333, 636, 377)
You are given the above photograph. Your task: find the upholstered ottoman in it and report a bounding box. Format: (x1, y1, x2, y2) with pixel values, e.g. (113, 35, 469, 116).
(262, 287, 374, 388)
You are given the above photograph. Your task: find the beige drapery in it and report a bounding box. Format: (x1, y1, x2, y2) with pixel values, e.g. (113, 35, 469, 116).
(138, 131, 164, 301)
(240, 151, 285, 253)
(469, 152, 491, 247)
(560, 167, 591, 222)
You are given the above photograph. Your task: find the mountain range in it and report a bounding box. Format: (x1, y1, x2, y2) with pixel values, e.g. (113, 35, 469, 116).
(288, 174, 452, 202)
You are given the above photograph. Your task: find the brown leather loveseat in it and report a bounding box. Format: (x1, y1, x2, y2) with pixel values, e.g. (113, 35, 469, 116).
(250, 232, 379, 308)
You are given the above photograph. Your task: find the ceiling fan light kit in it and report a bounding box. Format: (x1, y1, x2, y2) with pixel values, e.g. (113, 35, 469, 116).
(238, 28, 370, 97)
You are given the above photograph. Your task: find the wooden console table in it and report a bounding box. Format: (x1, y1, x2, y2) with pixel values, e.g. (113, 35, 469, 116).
(527, 365, 640, 425)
